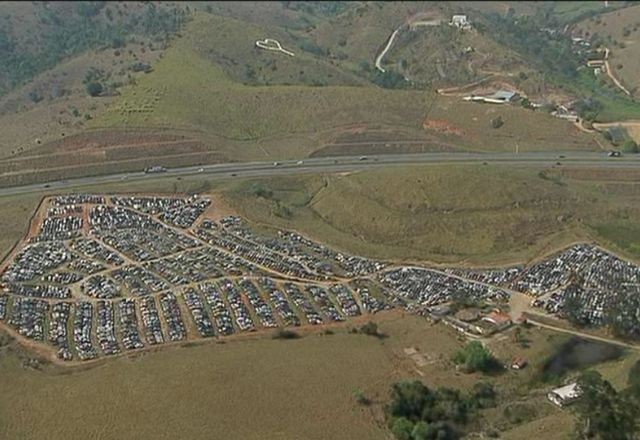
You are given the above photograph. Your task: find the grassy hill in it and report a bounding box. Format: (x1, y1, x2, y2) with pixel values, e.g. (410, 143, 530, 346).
(575, 4, 640, 97)
(219, 164, 640, 265)
(90, 12, 597, 161)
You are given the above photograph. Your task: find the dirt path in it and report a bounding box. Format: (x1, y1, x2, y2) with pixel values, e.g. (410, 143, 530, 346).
(375, 27, 402, 73)
(526, 313, 640, 350)
(604, 47, 632, 97)
(436, 76, 495, 96)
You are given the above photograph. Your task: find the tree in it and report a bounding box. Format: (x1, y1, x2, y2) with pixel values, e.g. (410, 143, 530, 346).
(86, 81, 103, 97)
(575, 370, 638, 439)
(622, 139, 639, 153)
(391, 417, 414, 440)
(411, 421, 431, 440)
(452, 341, 502, 374)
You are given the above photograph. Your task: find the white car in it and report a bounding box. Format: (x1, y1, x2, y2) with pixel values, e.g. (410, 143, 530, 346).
(296, 160, 304, 165)
(273, 162, 280, 166)
(198, 168, 204, 173)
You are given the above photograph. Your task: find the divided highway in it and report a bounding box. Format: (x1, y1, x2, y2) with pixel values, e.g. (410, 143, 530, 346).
(0, 151, 639, 197)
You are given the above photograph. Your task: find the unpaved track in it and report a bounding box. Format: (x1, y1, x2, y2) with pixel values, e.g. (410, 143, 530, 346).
(375, 27, 402, 73)
(604, 47, 632, 97)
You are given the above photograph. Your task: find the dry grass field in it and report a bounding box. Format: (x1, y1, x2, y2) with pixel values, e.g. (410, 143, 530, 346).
(1, 309, 636, 440)
(0, 311, 598, 440)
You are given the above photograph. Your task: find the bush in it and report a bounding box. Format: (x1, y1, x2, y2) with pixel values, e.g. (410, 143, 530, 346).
(490, 116, 504, 129)
(249, 183, 273, 198)
(360, 321, 380, 337)
(299, 39, 325, 56)
(272, 328, 300, 340)
(354, 389, 372, 406)
(622, 139, 639, 153)
(86, 82, 103, 97)
(272, 202, 292, 219)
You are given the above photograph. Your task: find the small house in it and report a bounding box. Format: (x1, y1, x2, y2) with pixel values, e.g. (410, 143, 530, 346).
(450, 14, 471, 30)
(548, 382, 581, 407)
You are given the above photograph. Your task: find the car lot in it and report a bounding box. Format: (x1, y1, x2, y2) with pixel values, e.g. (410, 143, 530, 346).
(1, 193, 639, 362)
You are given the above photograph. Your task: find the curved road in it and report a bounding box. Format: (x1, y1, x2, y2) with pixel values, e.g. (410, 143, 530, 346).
(1, 151, 639, 197)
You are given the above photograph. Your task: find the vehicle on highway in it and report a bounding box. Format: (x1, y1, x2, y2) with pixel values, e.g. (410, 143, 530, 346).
(359, 156, 368, 161)
(296, 160, 304, 165)
(198, 168, 204, 173)
(231, 173, 237, 177)
(144, 166, 168, 174)
(43, 184, 50, 188)
(559, 155, 566, 159)
(273, 162, 280, 166)
(608, 151, 622, 158)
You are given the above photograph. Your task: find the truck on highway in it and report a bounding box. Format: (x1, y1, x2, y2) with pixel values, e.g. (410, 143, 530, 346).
(144, 166, 167, 174)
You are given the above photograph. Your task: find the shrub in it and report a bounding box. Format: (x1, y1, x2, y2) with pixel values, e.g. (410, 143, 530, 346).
(360, 321, 380, 337)
(249, 183, 273, 198)
(86, 82, 103, 97)
(622, 139, 639, 153)
(272, 328, 300, 340)
(354, 389, 372, 406)
(491, 116, 504, 129)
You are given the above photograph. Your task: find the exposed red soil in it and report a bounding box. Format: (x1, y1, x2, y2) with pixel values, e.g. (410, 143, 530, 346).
(422, 119, 465, 136)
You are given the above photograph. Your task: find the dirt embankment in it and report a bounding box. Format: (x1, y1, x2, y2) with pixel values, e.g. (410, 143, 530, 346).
(0, 128, 227, 187)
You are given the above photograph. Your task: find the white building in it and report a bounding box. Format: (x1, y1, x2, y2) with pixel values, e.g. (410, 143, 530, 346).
(548, 382, 581, 407)
(450, 15, 471, 30)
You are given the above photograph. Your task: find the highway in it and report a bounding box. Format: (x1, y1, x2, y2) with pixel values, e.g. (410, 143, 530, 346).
(0, 151, 639, 197)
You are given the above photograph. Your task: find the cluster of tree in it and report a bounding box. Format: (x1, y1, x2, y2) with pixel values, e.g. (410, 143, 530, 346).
(573, 98, 604, 121)
(451, 341, 503, 374)
(0, 2, 190, 97)
(478, 12, 581, 81)
(386, 380, 497, 440)
(282, 1, 352, 17)
(371, 70, 408, 89)
(574, 370, 640, 439)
